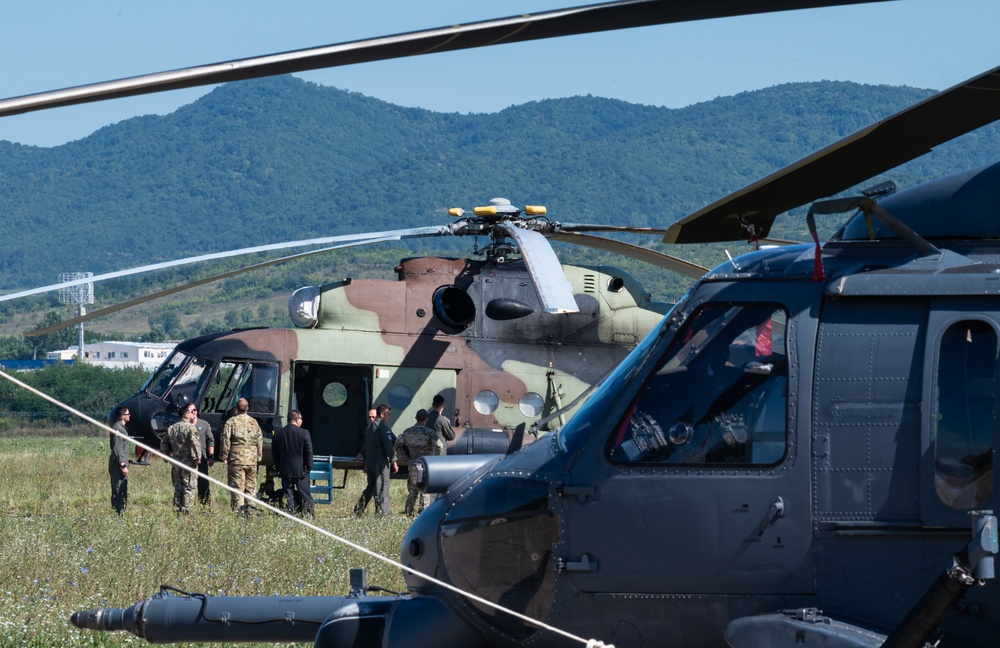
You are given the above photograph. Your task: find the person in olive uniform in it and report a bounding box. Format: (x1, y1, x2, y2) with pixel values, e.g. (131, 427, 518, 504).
(426, 394, 456, 456)
(354, 403, 398, 516)
(219, 398, 264, 513)
(395, 409, 437, 517)
(109, 406, 131, 515)
(161, 404, 202, 513)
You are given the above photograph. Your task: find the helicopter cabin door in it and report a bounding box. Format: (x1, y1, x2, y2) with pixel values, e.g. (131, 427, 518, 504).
(565, 291, 817, 596)
(293, 363, 459, 459)
(292, 363, 373, 459)
(920, 300, 999, 527)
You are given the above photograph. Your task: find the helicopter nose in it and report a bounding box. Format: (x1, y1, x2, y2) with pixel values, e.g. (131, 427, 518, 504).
(403, 472, 559, 639)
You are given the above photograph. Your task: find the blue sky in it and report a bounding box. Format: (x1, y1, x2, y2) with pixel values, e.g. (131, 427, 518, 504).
(1, 0, 998, 147)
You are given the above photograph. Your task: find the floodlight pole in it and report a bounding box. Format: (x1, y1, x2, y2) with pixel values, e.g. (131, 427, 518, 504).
(58, 272, 94, 362)
(77, 304, 86, 360)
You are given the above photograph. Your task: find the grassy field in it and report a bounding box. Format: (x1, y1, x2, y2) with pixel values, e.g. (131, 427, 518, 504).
(0, 434, 412, 647)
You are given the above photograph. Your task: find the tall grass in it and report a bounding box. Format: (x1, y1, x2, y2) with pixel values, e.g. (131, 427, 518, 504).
(0, 435, 411, 647)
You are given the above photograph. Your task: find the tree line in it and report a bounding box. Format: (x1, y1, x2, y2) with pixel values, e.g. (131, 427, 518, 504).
(2, 75, 999, 343)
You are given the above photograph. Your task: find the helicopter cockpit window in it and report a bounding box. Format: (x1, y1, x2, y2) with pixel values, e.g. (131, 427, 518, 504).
(237, 362, 279, 414)
(609, 303, 788, 466)
(145, 351, 211, 406)
(199, 361, 279, 415)
(933, 320, 996, 508)
(201, 361, 242, 414)
(168, 356, 211, 407)
(144, 351, 191, 398)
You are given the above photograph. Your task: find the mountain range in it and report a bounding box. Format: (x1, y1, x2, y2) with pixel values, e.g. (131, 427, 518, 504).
(1, 74, 998, 315)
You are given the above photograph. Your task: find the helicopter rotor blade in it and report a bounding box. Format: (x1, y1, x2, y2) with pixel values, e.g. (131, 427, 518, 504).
(24, 236, 404, 338)
(547, 231, 707, 279)
(499, 223, 579, 314)
(0, 0, 891, 117)
(555, 223, 670, 236)
(663, 64, 1000, 244)
(0, 225, 451, 304)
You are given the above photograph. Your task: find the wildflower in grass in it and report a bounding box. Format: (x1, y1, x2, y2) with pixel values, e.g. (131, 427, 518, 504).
(80, 567, 88, 574)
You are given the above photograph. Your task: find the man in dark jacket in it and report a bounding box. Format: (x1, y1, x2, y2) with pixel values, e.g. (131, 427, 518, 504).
(354, 403, 398, 516)
(194, 415, 215, 506)
(272, 410, 314, 516)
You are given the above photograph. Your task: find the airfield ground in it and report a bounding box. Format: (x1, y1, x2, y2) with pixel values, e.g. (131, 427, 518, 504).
(0, 433, 410, 647)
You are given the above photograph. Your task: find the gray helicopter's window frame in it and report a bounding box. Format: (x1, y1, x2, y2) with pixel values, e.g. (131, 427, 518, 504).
(932, 319, 996, 509)
(607, 302, 789, 467)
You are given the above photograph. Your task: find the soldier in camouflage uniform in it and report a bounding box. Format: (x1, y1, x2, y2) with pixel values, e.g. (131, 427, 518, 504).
(160, 403, 202, 513)
(426, 394, 456, 456)
(395, 409, 437, 517)
(219, 397, 264, 513)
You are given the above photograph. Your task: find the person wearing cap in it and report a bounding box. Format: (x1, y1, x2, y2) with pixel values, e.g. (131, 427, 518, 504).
(395, 409, 437, 517)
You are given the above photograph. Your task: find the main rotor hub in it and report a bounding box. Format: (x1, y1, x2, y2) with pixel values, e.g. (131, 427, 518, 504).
(448, 198, 552, 263)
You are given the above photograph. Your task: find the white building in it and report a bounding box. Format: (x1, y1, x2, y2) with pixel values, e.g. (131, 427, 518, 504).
(48, 341, 176, 372)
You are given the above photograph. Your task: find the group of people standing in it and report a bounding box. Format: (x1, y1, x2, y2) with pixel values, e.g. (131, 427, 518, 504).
(155, 398, 267, 514)
(109, 393, 454, 519)
(354, 394, 455, 517)
(108, 397, 300, 515)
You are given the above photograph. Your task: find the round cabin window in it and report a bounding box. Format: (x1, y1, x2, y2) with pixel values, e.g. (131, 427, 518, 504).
(519, 392, 544, 417)
(322, 382, 348, 408)
(474, 390, 499, 415)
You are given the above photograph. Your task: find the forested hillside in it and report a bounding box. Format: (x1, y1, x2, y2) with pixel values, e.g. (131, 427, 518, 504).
(0, 75, 998, 347)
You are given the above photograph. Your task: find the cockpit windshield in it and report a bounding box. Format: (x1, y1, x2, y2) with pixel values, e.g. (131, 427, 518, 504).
(608, 303, 789, 466)
(143, 351, 211, 407)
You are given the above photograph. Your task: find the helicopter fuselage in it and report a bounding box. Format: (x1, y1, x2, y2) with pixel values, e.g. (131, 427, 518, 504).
(115, 257, 668, 472)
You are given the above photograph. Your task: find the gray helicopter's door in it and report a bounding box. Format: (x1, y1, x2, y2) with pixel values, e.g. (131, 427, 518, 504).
(562, 293, 816, 595)
(921, 301, 1000, 527)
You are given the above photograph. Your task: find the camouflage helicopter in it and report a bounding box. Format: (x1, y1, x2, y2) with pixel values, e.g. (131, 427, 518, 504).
(6, 196, 705, 481)
(1, 0, 1000, 647)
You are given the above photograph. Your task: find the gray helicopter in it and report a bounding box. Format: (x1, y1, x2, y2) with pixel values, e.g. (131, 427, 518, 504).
(2, 0, 1000, 647)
